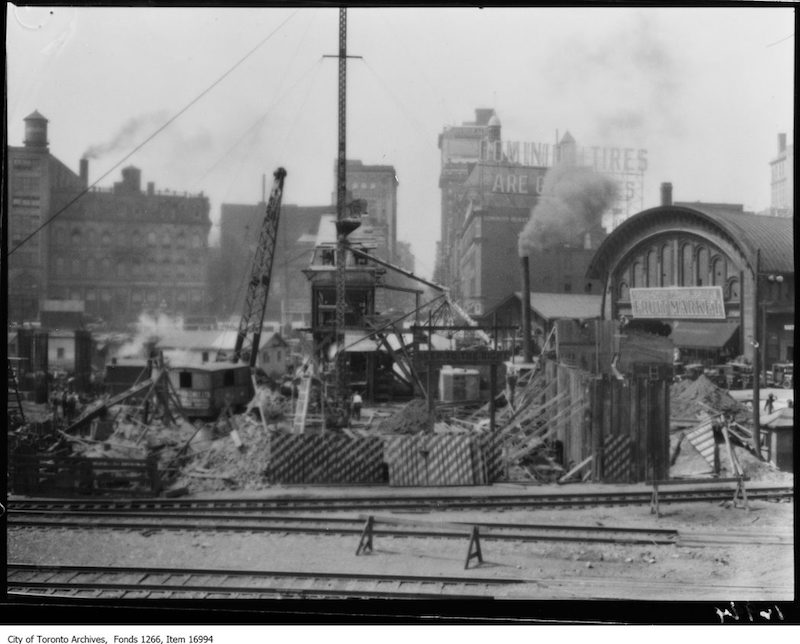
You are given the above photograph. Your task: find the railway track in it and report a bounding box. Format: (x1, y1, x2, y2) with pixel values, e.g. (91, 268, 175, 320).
(9, 484, 793, 514)
(7, 563, 516, 599)
(8, 510, 681, 545)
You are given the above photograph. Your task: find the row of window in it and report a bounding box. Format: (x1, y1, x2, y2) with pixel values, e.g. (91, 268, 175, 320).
(51, 226, 205, 249)
(57, 288, 205, 305)
(11, 196, 41, 209)
(620, 240, 734, 292)
(52, 255, 204, 280)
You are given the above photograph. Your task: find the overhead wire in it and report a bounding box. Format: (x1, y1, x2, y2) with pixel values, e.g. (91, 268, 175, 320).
(7, 9, 299, 258)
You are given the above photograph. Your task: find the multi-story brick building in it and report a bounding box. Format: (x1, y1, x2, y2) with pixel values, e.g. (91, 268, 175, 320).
(8, 111, 84, 323)
(335, 160, 399, 264)
(7, 111, 212, 327)
(770, 133, 793, 218)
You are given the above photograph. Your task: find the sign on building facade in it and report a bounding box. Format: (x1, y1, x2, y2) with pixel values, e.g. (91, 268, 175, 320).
(630, 286, 726, 320)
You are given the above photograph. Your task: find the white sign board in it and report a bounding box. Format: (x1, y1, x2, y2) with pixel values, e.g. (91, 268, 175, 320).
(630, 286, 726, 320)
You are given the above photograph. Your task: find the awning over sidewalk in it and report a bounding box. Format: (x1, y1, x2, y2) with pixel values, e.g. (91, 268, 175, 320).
(669, 321, 739, 349)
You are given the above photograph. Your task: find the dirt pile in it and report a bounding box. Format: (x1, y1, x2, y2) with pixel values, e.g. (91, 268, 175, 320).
(670, 375, 748, 422)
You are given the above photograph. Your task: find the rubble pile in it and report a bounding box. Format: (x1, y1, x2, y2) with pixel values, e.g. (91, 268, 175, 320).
(670, 375, 749, 422)
(168, 414, 276, 492)
(374, 399, 434, 434)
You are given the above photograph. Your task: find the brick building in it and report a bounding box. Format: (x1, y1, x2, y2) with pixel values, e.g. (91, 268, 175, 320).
(7, 111, 212, 327)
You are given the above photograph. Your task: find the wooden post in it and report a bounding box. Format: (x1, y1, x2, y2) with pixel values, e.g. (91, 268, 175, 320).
(355, 515, 374, 555)
(464, 526, 483, 569)
(489, 363, 497, 434)
(752, 249, 761, 455)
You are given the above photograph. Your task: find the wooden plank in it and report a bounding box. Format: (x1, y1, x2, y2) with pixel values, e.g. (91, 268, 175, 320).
(357, 513, 473, 534)
(558, 454, 593, 483)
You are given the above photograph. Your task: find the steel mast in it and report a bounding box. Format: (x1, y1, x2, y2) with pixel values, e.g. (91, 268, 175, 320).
(334, 7, 348, 403)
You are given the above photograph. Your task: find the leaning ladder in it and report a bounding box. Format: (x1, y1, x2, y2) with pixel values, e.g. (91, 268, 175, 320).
(292, 375, 312, 434)
(8, 359, 26, 424)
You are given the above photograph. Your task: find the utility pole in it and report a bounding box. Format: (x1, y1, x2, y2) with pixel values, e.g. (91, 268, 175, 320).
(334, 7, 348, 403)
(752, 249, 760, 455)
(325, 8, 362, 407)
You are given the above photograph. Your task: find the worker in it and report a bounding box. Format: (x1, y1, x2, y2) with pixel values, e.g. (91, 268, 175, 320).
(351, 391, 363, 421)
(764, 393, 776, 414)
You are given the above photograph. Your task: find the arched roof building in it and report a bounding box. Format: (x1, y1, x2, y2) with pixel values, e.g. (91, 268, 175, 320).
(587, 186, 794, 369)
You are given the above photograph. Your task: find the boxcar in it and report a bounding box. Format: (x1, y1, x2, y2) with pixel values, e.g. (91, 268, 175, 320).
(168, 363, 254, 418)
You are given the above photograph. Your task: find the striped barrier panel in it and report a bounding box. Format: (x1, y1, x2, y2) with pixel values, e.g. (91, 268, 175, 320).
(384, 434, 497, 487)
(475, 434, 505, 483)
(266, 433, 385, 484)
(602, 434, 633, 483)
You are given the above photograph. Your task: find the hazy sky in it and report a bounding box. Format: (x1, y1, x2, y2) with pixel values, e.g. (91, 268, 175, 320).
(7, 5, 794, 278)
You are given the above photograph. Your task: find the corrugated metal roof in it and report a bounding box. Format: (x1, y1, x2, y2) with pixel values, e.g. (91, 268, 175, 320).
(588, 204, 794, 277)
(680, 205, 794, 273)
(515, 292, 602, 320)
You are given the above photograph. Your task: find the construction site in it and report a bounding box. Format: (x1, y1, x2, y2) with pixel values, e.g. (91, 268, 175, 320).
(6, 9, 794, 609)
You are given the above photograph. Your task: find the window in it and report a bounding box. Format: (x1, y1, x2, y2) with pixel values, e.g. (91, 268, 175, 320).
(679, 244, 692, 285)
(223, 370, 235, 386)
(646, 250, 658, 287)
(695, 247, 709, 286)
(71, 229, 81, 245)
(711, 257, 726, 286)
(71, 258, 81, 275)
(102, 231, 111, 245)
(179, 372, 193, 388)
(660, 245, 672, 286)
(57, 348, 65, 359)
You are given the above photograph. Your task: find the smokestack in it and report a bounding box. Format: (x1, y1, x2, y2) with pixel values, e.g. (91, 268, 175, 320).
(147, 182, 154, 196)
(778, 133, 787, 152)
(520, 256, 533, 363)
(80, 158, 89, 188)
(660, 182, 673, 206)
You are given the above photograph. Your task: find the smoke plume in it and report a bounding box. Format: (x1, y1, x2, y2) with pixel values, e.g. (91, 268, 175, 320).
(82, 111, 169, 159)
(518, 163, 618, 257)
(115, 311, 185, 359)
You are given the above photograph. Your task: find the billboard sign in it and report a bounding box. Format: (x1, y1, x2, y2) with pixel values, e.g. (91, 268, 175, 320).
(630, 286, 726, 320)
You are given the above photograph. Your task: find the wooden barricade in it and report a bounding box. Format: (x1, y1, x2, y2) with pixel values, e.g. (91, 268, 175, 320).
(9, 453, 160, 497)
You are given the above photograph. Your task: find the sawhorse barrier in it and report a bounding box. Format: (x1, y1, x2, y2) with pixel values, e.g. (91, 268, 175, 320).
(648, 476, 750, 517)
(355, 514, 483, 569)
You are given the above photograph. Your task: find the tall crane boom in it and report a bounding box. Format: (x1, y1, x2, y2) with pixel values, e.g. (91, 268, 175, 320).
(231, 167, 287, 367)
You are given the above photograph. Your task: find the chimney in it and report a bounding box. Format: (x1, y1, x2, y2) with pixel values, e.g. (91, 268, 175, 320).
(147, 182, 155, 196)
(520, 256, 533, 363)
(778, 133, 787, 152)
(80, 158, 89, 188)
(660, 182, 673, 206)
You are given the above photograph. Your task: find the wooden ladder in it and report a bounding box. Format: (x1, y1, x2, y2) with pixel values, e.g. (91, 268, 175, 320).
(292, 375, 312, 434)
(8, 359, 26, 424)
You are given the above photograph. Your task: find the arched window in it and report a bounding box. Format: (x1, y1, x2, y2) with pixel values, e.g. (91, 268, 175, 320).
(726, 277, 740, 300)
(711, 256, 726, 286)
(162, 232, 171, 247)
(679, 243, 692, 285)
(148, 231, 157, 246)
(618, 280, 629, 301)
(192, 234, 201, 249)
(55, 257, 65, 274)
(71, 229, 81, 245)
(87, 258, 96, 275)
(660, 244, 672, 286)
(695, 246, 709, 286)
(646, 250, 658, 287)
(101, 230, 111, 245)
(71, 258, 81, 275)
(632, 261, 644, 288)
(101, 258, 111, 274)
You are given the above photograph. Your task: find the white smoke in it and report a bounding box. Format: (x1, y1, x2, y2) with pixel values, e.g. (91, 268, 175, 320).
(116, 311, 185, 359)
